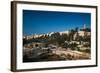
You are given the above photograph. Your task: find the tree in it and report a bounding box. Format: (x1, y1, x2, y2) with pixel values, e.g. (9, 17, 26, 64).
(69, 43, 78, 50)
(69, 29, 76, 41)
(75, 27, 79, 41)
(61, 43, 69, 48)
(50, 32, 61, 44)
(61, 33, 69, 41)
(51, 32, 60, 39)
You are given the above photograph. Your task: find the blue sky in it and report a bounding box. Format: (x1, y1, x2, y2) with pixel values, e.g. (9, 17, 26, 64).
(23, 10, 91, 35)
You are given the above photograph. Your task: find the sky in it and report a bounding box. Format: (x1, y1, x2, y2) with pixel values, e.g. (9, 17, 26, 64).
(23, 10, 91, 35)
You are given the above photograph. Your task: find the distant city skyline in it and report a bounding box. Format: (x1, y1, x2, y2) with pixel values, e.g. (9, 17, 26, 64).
(23, 10, 91, 36)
